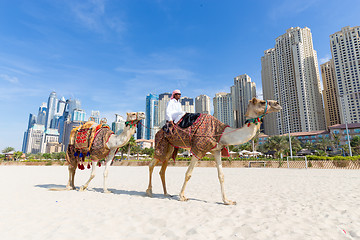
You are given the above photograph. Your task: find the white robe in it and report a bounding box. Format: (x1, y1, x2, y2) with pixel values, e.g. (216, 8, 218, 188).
(166, 99, 185, 123)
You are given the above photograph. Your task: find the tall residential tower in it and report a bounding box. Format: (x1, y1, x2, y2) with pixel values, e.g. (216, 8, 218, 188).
(321, 60, 341, 127)
(330, 26, 360, 124)
(195, 94, 211, 114)
(261, 27, 326, 135)
(231, 74, 256, 128)
(213, 92, 234, 127)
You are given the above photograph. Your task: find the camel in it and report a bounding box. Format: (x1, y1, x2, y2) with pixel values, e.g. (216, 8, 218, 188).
(146, 98, 282, 205)
(65, 111, 145, 193)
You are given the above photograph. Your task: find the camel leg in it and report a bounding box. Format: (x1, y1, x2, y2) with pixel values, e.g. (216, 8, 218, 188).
(80, 161, 96, 191)
(179, 155, 198, 201)
(146, 158, 159, 197)
(159, 159, 171, 196)
(103, 150, 116, 193)
(66, 164, 76, 190)
(214, 150, 236, 205)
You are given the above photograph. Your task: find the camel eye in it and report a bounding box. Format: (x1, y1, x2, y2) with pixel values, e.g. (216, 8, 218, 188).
(260, 101, 265, 105)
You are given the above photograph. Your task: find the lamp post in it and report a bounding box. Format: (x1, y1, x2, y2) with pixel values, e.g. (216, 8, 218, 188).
(286, 104, 293, 158)
(340, 94, 353, 157)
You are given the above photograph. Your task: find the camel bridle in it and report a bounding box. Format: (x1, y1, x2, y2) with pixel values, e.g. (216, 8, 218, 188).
(125, 113, 142, 128)
(245, 100, 269, 127)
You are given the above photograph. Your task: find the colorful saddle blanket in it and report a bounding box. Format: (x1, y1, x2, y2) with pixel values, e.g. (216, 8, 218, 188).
(154, 114, 229, 161)
(73, 121, 111, 156)
(89, 127, 114, 161)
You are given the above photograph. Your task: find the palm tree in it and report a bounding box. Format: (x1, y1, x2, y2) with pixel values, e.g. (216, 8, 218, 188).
(302, 140, 313, 150)
(13, 151, 23, 161)
(2, 147, 14, 154)
(131, 144, 142, 160)
(285, 136, 302, 155)
(119, 136, 137, 160)
(316, 137, 332, 154)
(350, 136, 360, 155)
(331, 133, 341, 149)
(266, 135, 288, 158)
(239, 142, 252, 151)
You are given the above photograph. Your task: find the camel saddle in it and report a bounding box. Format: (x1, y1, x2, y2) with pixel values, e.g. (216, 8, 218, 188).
(71, 121, 112, 157)
(154, 114, 229, 161)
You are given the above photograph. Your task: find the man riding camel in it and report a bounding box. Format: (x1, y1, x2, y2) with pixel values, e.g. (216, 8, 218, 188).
(165, 89, 200, 131)
(166, 89, 185, 126)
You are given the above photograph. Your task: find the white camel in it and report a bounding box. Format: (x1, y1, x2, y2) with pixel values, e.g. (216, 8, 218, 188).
(66, 112, 145, 193)
(146, 98, 282, 205)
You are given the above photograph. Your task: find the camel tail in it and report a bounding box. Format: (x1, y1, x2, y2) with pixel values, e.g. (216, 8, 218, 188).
(172, 147, 179, 161)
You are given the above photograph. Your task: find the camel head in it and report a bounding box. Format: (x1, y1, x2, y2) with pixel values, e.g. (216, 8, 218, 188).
(245, 98, 282, 118)
(136, 112, 146, 121)
(126, 112, 138, 121)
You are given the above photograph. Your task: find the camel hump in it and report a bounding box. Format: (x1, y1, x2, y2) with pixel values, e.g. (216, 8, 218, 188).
(81, 121, 98, 129)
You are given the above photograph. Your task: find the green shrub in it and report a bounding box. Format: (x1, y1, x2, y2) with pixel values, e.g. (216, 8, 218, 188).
(308, 161, 312, 168)
(45, 161, 53, 166)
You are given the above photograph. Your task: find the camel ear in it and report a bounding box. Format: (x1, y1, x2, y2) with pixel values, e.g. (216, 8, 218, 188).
(126, 113, 130, 116)
(250, 97, 257, 104)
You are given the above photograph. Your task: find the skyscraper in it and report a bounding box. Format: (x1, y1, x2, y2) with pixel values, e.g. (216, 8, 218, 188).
(261, 49, 279, 135)
(195, 95, 211, 114)
(44, 91, 57, 130)
(180, 97, 195, 113)
(261, 27, 326, 135)
(23, 124, 45, 154)
(112, 114, 125, 135)
(231, 74, 256, 128)
(213, 92, 234, 127)
(329, 26, 360, 124)
(72, 109, 86, 122)
(37, 103, 47, 125)
(145, 93, 159, 140)
(321, 60, 341, 127)
(23, 91, 87, 153)
(158, 93, 172, 127)
(136, 119, 144, 140)
(90, 110, 101, 124)
(22, 113, 37, 152)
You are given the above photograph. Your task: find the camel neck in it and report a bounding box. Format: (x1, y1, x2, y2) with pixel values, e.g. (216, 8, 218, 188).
(220, 123, 261, 146)
(108, 126, 136, 149)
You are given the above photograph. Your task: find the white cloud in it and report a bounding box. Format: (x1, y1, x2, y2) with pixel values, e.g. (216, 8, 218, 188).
(269, 0, 320, 21)
(68, 0, 126, 34)
(319, 54, 331, 64)
(0, 74, 19, 84)
(256, 88, 264, 99)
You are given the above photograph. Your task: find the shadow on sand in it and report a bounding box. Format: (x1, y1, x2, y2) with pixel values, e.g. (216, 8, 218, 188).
(35, 184, 208, 203)
(35, 184, 70, 190)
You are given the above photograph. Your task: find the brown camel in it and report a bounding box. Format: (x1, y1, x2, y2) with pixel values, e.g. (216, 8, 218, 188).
(146, 98, 282, 205)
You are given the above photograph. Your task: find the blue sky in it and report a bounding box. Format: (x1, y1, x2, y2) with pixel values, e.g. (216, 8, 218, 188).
(1, 0, 359, 151)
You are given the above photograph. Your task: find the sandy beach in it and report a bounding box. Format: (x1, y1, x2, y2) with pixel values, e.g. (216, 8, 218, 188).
(0, 166, 359, 240)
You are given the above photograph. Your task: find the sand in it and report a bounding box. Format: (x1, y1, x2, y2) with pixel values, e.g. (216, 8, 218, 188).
(0, 166, 359, 240)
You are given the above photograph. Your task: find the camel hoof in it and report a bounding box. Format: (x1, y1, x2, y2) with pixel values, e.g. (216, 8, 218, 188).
(164, 193, 173, 198)
(179, 195, 188, 202)
(104, 189, 112, 194)
(224, 200, 237, 205)
(79, 186, 87, 192)
(66, 186, 76, 191)
(146, 189, 153, 197)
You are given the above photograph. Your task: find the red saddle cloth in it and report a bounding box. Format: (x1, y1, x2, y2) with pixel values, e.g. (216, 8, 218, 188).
(74, 128, 92, 152)
(154, 114, 229, 161)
